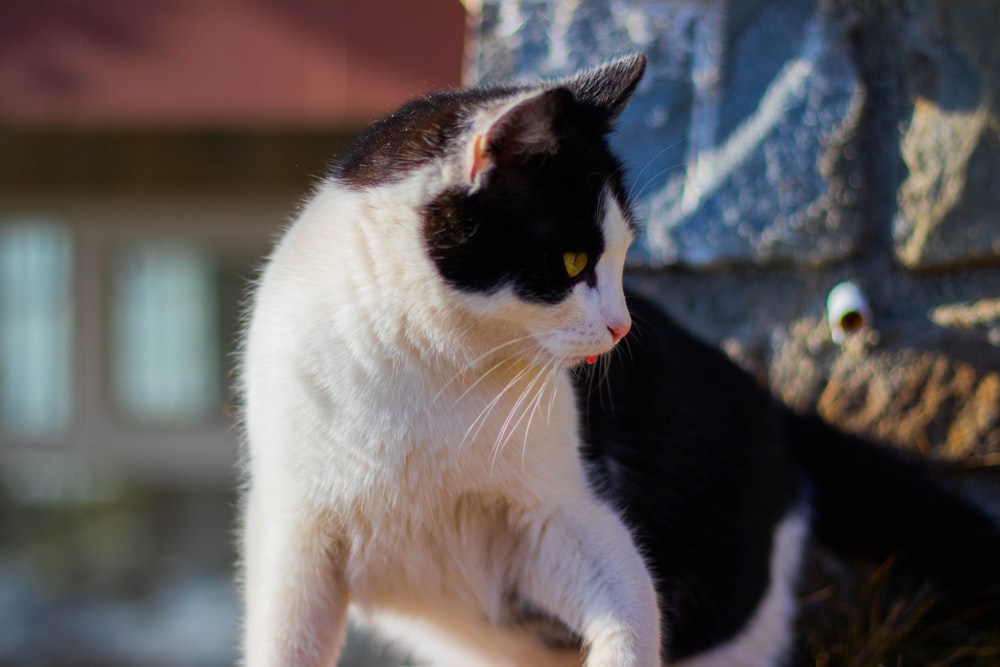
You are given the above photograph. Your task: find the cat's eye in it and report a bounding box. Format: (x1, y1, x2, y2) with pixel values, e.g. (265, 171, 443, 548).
(563, 252, 588, 278)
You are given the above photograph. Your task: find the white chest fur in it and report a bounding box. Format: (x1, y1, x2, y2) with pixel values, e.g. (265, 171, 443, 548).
(240, 176, 660, 667)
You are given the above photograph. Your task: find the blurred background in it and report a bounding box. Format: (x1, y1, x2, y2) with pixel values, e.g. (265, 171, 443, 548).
(0, 1, 464, 664)
(4, 0, 1000, 665)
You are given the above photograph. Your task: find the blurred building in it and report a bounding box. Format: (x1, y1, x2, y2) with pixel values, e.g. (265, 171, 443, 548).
(0, 0, 467, 493)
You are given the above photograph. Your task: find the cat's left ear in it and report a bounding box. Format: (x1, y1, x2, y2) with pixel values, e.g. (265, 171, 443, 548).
(468, 87, 573, 186)
(562, 53, 647, 123)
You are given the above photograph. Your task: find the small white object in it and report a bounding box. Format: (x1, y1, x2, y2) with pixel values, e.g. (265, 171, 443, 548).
(827, 281, 871, 344)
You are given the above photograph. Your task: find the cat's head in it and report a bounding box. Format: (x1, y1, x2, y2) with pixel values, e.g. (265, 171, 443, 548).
(335, 55, 646, 367)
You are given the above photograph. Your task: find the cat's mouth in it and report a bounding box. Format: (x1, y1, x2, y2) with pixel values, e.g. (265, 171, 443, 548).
(568, 353, 602, 367)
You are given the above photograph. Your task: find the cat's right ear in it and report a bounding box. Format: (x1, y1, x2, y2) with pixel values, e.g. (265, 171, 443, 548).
(468, 87, 573, 187)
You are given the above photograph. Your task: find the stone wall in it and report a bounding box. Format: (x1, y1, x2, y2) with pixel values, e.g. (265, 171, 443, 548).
(468, 0, 1000, 461)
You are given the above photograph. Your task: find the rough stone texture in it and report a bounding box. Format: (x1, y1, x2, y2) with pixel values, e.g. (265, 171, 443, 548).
(470, 0, 866, 269)
(818, 345, 1000, 458)
(893, 0, 1000, 270)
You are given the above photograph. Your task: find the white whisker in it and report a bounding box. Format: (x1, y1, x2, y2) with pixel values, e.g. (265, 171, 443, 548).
(491, 360, 547, 471)
(462, 362, 533, 451)
(626, 137, 688, 201)
(599, 349, 617, 419)
(432, 334, 534, 405)
(449, 354, 517, 408)
(523, 357, 564, 471)
(630, 164, 685, 202)
(545, 359, 562, 426)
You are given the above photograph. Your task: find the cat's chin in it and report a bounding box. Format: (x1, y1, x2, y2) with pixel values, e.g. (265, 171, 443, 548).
(536, 345, 615, 369)
(545, 352, 603, 369)
(530, 347, 605, 369)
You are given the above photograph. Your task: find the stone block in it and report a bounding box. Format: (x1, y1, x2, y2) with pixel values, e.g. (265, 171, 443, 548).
(893, 0, 1000, 270)
(469, 0, 866, 269)
(817, 345, 1000, 459)
(768, 311, 1000, 460)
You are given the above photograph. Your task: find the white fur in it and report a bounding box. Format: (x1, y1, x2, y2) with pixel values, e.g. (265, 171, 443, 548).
(676, 509, 809, 667)
(240, 98, 660, 667)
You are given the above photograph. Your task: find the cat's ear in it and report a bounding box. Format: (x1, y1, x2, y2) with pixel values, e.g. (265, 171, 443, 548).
(562, 53, 647, 123)
(468, 87, 573, 185)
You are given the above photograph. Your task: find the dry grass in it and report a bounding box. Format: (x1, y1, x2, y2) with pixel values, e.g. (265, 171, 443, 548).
(797, 552, 1000, 667)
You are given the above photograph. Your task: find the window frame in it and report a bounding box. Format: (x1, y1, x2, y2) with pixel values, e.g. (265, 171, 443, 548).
(0, 190, 289, 485)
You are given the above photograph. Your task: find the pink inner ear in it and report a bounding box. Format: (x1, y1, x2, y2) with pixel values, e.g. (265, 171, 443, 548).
(469, 133, 490, 182)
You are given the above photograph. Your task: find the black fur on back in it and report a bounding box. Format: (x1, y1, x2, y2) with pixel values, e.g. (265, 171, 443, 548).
(789, 411, 1000, 594)
(576, 290, 1000, 662)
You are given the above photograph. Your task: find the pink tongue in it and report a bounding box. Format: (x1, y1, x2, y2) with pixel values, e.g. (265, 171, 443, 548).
(584, 355, 597, 365)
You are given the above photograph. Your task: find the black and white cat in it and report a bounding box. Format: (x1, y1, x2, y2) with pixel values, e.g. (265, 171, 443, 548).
(239, 55, 1000, 666)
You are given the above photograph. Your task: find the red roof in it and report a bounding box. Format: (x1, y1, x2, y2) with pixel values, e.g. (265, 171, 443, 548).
(0, 0, 467, 128)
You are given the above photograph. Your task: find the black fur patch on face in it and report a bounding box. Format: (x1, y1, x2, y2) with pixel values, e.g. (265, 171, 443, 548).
(332, 85, 521, 189)
(422, 116, 630, 304)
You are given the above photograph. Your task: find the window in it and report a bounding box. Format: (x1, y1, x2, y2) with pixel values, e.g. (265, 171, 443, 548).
(111, 241, 221, 426)
(0, 220, 73, 439)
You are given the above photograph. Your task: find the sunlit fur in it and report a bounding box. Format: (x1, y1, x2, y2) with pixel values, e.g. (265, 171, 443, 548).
(240, 58, 660, 667)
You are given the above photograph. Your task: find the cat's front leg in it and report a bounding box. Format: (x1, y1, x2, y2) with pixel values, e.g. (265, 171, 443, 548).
(241, 486, 349, 667)
(520, 501, 662, 667)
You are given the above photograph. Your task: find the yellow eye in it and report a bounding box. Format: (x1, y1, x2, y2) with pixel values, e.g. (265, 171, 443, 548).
(563, 251, 588, 278)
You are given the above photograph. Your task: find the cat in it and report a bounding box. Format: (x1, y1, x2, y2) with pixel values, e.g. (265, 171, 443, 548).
(239, 53, 1000, 667)
(240, 55, 660, 667)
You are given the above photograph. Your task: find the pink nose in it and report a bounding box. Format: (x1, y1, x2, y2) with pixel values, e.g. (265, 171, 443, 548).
(608, 322, 631, 342)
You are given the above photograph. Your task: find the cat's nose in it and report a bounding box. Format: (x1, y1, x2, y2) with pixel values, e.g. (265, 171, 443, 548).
(608, 322, 631, 342)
